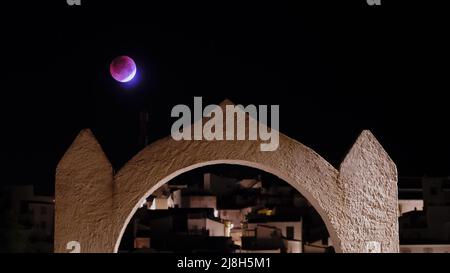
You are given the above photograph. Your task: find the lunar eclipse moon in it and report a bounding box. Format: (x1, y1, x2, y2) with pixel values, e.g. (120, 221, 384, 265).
(110, 56, 137, 83)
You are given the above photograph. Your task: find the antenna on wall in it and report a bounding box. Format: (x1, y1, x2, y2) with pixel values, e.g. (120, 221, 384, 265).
(139, 110, 149, 148)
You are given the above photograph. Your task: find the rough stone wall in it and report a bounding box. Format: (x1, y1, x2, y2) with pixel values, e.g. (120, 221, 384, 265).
(55, 129, 115, 253)
(54, 102, 398, 253)
(339, 131, 399, 253)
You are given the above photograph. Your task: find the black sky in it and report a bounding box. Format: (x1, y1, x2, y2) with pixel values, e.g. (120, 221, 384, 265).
(1, 1, 449, 194)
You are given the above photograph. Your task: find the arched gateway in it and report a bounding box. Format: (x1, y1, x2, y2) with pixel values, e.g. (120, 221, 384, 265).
(55, 101, 399, 253)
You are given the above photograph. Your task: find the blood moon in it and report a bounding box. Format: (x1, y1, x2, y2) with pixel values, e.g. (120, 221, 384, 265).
(110, 56, 137, 83)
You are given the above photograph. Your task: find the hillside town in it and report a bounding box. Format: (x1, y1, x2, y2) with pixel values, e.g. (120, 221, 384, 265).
(118, 168, 331, 253)
(2, 166, 450, 253)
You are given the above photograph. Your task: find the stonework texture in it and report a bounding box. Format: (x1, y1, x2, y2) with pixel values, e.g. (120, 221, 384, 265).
(55, 102, 398, 253)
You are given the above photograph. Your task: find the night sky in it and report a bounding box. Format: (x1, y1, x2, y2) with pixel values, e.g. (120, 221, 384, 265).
(1, 1, 449, 194)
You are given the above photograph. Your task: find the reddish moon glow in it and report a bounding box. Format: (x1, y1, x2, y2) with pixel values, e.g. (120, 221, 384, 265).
(110, 56, 137, 83)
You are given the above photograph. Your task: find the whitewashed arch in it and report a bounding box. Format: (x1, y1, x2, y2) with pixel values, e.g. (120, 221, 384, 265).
(55, 101, 398, 253)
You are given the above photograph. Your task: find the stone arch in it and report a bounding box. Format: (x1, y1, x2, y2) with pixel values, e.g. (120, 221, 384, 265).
(113, 159, 340, 253)
(55, 101, 399, 253)
(112, 146, 342, 253)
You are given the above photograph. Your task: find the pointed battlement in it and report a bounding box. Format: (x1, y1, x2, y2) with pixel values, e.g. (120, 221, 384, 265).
(338, 130, 398, 253)
(340, 130, 396, 182)
(55, 129, 115, 253)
